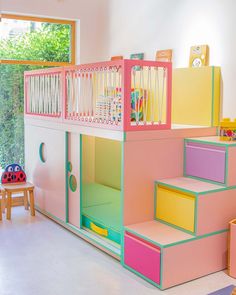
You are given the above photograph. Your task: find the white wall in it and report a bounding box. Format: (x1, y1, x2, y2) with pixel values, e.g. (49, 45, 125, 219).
(1, 0, 109, 64)
(108, 0, 236, 118)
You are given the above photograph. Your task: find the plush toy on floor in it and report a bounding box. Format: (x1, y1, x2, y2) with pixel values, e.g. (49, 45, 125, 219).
(1, 163, 26, 184)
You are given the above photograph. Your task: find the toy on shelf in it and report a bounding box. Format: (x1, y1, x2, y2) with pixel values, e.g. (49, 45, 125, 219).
(131, 88, 146, 122)
(1, 163, 26, 184)
(131, 65, 167, 125)
(189, 45, 209, 67)
(95, 87, 122, 123)
(96, 86, 147, 123)
(219, 118, 236, 141)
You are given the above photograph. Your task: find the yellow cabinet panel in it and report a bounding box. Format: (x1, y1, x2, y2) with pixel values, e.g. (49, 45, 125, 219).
(172, 66, 221, 127)
(156, 186, 195, 232)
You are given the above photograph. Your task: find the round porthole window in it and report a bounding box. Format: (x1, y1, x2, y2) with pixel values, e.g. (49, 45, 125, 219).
(67, 161, 73, 173)
(69, 174, 77, 192)
(39, 143, 47, 163)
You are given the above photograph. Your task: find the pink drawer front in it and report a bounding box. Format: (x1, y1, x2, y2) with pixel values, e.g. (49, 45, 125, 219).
(124, 232, 161, 285)
(185, 142, 226, 183)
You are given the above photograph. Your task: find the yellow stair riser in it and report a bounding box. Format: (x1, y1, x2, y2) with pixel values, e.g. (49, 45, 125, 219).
(156, 186, 195, 232)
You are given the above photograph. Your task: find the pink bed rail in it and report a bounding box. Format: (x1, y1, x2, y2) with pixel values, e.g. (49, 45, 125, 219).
(24, 60, 172, 131)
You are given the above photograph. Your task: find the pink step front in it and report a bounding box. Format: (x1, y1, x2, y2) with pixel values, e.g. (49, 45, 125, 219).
(124, 232, 161, 285)
(124, 221, 228, 289)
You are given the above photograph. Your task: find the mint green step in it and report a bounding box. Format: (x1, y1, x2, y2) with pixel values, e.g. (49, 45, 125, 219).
(82, 182, 121, 244)
(82, 183, 120, 208)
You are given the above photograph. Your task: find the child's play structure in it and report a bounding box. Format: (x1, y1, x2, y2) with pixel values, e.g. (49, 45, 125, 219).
(24, 59, 236, 289)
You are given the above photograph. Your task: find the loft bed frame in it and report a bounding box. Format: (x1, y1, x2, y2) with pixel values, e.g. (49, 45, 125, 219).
(24, 60, 231, 290)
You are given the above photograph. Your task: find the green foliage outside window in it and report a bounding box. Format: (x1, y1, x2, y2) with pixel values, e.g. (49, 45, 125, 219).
(0, 23, 71, 168)
(0, 23, 71, 62)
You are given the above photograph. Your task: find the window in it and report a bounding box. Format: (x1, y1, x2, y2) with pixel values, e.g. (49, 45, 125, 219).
(0, 14, 76, 168)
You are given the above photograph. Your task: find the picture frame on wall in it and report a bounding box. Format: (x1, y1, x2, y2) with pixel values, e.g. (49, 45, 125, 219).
(130, 53, 144, 70)
(189, 45, 209, 67)
(156, 49, 172, 62)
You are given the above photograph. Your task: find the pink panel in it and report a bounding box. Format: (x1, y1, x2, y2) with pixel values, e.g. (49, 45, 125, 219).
(197, 189, 236, 235)
(124, 232, 161, 284)
(123, 128, 219, 226)
(228, 147, 236, 186)
(124, 137, 184, 225)
(158, 177, 222, 193)
(185, 142, 226, 183)
(229, 220, 236, 278)
(125, 127, 217, 141)
(68, 133, 80, 228)
(162, 232, 227, 289)
(126, 221, 193, 246)
(25, 125, 66, 221)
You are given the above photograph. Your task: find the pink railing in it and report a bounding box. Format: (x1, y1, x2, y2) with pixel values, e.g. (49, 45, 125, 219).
(24, 60, 172, 131)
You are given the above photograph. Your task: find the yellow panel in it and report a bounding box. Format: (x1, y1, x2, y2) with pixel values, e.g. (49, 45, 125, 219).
(156, 186, 195, 232)
(90, 222, 108, 237)
(212, 67, 221, 126)
(82, 135, 95, 183)
(95, 137, 121, 190)
(172, 66, 221, 126)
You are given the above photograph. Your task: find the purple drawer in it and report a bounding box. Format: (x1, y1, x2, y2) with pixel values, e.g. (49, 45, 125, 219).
(124, 232, 161, 285)
(185, 142, 226, 183)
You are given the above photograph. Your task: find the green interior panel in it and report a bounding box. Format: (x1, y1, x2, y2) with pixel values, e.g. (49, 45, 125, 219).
(82, 183, 120, 208)
(82, 135, 95, 183)
(83, 202, 121, 232)
(95, 137, 121, 190)
(81, 135, 122, 244)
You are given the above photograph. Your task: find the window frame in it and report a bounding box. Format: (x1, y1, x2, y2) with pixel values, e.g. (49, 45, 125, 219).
(0, 13, 76, 66)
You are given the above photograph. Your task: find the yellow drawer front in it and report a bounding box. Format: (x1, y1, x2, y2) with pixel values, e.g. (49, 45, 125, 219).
(156, 186, 195, 232)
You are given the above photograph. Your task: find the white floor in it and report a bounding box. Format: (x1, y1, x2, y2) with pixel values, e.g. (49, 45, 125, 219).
(1, 208, 236, 295)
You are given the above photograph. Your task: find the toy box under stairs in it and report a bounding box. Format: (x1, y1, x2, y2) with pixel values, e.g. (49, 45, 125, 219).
(124, 136, 236, 289)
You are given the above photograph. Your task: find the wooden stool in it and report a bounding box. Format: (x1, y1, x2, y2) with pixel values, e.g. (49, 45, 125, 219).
(0, 187, 6, 221)
(2, 182, 35, 220)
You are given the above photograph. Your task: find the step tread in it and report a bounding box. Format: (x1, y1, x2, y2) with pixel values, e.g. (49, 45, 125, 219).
(157, 177, 224, 194)
(125, 220, 193, 247)
(186, 136, 236, 146)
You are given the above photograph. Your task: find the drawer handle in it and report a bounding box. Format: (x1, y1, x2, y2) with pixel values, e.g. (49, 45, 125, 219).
(90, 222, 108, 237)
